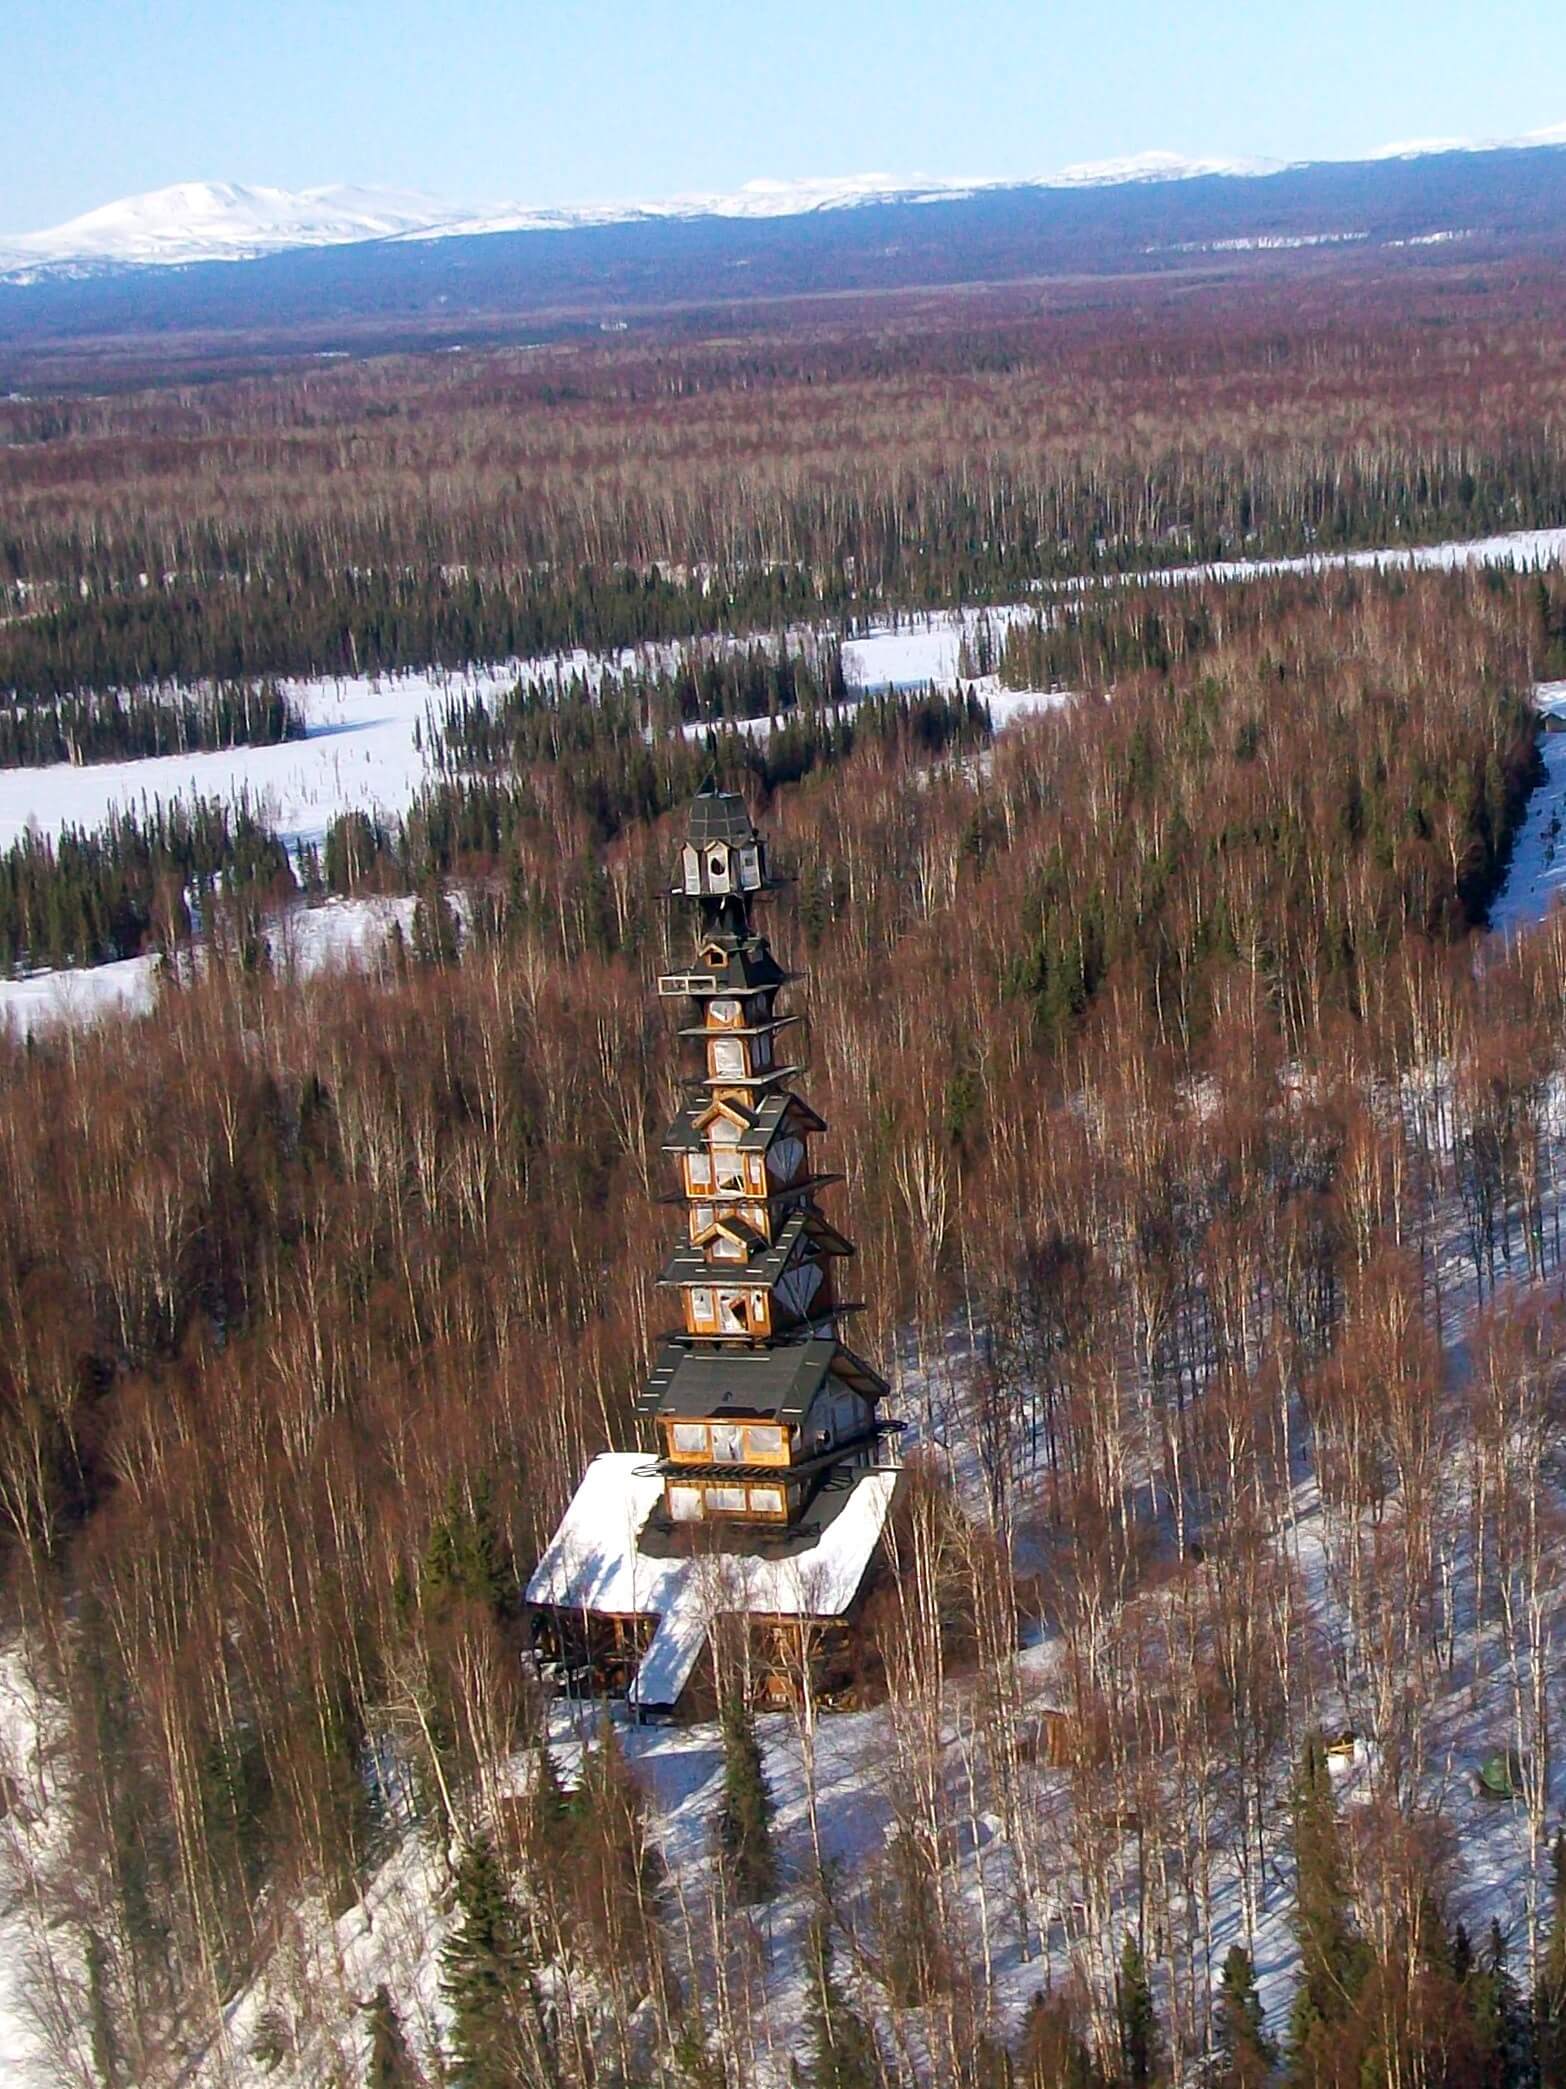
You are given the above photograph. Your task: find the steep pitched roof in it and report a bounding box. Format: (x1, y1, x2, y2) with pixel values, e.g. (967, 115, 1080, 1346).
(658, 1207, 854, 1287)
(662, 1090, 825, 1154)
(686, 791, 759, 847)
(636, 1335, 888, 1421)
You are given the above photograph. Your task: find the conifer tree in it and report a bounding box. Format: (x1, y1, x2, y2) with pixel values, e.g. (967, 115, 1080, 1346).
(441, 1834, 531, 2089)
(1453, 1922, 1475, 1987)
(422, 1476, 508, 1617)
(716, 1693, 776, 1903)
(1287, 1732, 1368, 2084)
(411, 880, 461, 967)
(1540, 1835, 1566, 2089)
(800, 1905, 880, 2089)
(530, 1733, 569, 1835)
(1469, 1920, 1531, 2089)
(366, 1984, 424, 2089)
(1213, 1946, 1276, 2089)
(1118, 1932, 1161, 2088)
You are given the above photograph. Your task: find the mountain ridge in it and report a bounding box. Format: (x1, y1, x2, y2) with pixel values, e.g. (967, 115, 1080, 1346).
(5, 122, 1566, 284)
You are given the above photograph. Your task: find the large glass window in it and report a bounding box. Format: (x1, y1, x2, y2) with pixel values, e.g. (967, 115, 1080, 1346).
(710, 998, 741, 1026)
(746, 1425, 784, 1458)
(711, 1037, 746, 1077)
(708, 1486, 747, 1514)
(748, 1486, 784, 1516)
(671, 1423, 708, 1456)
(711, 1425, 744, 1463)
(668, 1485, 704, 1522)
(688, 1153, 713, 1189)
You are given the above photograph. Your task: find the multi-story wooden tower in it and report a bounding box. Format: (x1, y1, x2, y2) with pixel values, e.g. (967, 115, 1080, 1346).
(527, 789, 901, 1713)
(639, 789, 891, 1532)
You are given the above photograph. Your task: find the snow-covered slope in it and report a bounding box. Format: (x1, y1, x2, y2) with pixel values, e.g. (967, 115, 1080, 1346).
(5, 122, 1566, 283)
(0, 181, 462, 278)
(405, 153, 1279, 242)
(0, 160, 1276, 277)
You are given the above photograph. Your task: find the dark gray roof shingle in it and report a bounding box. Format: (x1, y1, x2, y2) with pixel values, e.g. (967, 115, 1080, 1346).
(687, 792, 758, 847)
(637, 1336, 887, 1421)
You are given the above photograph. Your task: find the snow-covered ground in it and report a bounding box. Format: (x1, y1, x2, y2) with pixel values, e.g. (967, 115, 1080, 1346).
(1057, 522, 1566, 593)
(5, 524, 1566, 863)
(0, 896, 417, 1037)
(0, 666, 469, 859)
(1492, 683, 1566, 936)
(4, 520, 1566, 1038)
(0, 626, 1006, 862)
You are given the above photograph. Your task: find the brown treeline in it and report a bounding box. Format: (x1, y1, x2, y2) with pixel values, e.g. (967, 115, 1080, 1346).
(7, 259, 1566, 643)
(1, 571, 1564, 2081)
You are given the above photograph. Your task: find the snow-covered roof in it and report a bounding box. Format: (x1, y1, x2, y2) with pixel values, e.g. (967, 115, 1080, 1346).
(525, 1452, 900, 1708)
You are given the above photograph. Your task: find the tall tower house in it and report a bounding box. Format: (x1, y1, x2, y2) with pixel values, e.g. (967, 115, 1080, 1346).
(527, 789, 901, 1713)
(641, 789, 891, 1532)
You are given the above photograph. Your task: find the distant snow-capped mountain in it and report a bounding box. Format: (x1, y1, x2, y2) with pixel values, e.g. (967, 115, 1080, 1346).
(0, 181, 462, 278)
(0, 159, 1275, 278)
(3, 126, 1565, 284)
(402, 153, 1282, 242)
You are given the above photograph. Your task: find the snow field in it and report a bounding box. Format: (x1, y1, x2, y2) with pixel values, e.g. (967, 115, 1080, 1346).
(5, 518, 1566, 1035)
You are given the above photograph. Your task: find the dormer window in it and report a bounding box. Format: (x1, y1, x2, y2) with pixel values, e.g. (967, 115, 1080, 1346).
(716, 1289, 751, 1333)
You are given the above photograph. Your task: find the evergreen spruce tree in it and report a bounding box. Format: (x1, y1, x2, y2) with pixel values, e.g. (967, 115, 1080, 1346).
(422, 1475, 508, 1617)
(441, 1835, 528, 2089)
(1539, 1835, 1566, 2089)
(716, 1694, 776, 1903)
(366, 1984, 424, 2089)
(530, 1733, 569, 1834)
(799, 1905, 880, 2089)
(1213, 1946, 1276, 2089)
(1286, 1732, 1369, 2084)
(1117, 1932, 1162, 2089)
(1469, 1920, 1531, 2089)
(411, 880, 461, 967)
(1453, 1922, 1476, 1988)
(880, 1823, 946, 2006)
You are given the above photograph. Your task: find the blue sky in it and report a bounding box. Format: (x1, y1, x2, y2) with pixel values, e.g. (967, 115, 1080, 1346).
(5, 0, 1566, 230)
